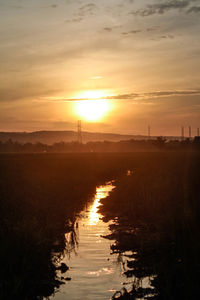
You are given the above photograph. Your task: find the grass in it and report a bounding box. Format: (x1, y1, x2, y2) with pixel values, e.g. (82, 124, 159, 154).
(0, 153, 130, 299)
(100, 152, 200, 299)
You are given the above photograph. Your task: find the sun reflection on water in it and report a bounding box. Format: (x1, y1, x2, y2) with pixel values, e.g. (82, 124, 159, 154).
(88, 183, 114, 226)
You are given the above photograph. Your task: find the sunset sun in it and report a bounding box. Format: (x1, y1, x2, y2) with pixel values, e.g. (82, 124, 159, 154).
(74, 90, 111, 121)
(76, 99, 110, 121)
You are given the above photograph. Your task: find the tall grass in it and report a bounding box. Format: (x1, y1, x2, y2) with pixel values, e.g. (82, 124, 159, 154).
(100, 152, 200, 299)
(0, 153, 128, 299)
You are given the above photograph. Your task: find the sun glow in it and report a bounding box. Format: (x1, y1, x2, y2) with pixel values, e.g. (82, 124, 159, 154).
(73, 90, 113, 121)
(76, 99, 110, 121)
(76, 90, 107, 100)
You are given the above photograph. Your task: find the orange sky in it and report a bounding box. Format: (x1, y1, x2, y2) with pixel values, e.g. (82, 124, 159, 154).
(0, 0, 200, 136)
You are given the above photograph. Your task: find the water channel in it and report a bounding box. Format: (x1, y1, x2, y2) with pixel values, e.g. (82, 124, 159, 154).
(51, 182, 133, 300)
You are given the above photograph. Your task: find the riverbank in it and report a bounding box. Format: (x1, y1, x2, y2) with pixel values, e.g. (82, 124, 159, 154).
(99, 152, 200, 299)
(0, 153, 126, 299)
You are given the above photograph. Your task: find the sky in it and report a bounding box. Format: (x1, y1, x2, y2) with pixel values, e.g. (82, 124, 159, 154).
(0, 0, 200, 136)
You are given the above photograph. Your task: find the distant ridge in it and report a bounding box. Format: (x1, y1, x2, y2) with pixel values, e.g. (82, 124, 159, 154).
(0, 131, 140, 144)
(0, 130, 179, 144)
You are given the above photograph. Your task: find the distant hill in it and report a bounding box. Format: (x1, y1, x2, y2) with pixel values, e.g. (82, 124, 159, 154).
(0, 130, 180, 144)
(0, 131, 150, 144)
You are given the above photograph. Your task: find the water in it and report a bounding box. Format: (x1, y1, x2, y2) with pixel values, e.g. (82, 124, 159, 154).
(51, 182, 132, 300)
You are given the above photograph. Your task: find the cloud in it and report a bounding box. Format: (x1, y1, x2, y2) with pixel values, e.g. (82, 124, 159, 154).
(105, 93, 139, 100)
(40, 4, 58, 9)
(146, 27, 159, 31)
(103, 27, 112, 32)
(187, 6, 200, 13)
(77, 3, 97, 16)
(65, 17, 83, 23)
(41, 90, 200, 103)
(102, 25, 122, 33)
(122, 30, 142, 35)
(159, 35, 174, 38)
(104, 90, 200, 101)
(121, 27, 159, 36)
(131, 0, 196, 17)
(79, 3, 96, 10)
(145, 90, 200, 97)
(151, 34, 175, 41)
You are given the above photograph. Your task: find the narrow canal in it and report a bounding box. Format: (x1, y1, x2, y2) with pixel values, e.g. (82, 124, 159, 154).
(51, 182, 133, 300)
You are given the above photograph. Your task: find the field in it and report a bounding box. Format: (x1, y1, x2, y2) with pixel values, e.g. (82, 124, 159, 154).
(0, 152, 199, 299)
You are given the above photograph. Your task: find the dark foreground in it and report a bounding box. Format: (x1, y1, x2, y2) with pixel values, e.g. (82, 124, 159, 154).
(0, 152, 199, 299)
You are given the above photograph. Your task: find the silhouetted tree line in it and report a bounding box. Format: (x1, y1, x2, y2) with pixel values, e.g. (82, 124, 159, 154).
(0, 137, 200, 152)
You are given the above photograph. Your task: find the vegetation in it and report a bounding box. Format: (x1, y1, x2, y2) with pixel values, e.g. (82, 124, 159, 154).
(99, 152, 200, 299)
(0, 137, 200, 153)
(0, 153, 128, 299)
(0, 152, 200, 299)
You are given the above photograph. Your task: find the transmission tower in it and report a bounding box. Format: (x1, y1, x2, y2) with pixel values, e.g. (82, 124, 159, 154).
(181, 126, 184, 141)
(148, 125, 151, 139)
(77, 120, 82, 144)
(188, 126, 191, 139)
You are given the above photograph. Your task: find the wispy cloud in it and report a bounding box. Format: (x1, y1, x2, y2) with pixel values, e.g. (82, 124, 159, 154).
(151, 34, 175, 41)
(187, 6, 200, 13)
(65, 17, 83, 23)
(146, 27, 159, 31)
(39, 89, 200, 103)
(122, 30, 142, 35)
(40, 4, 58, 9)
(145, 90, 200, 97)
(131, 0, 197, 17)
(103, 27, 112, 32)
(121, 27, 159, 36)
(105, 90, 200, 100)
(76, 3, 97, 17)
